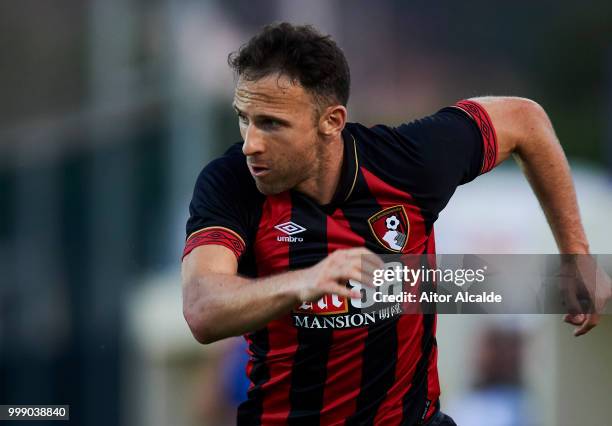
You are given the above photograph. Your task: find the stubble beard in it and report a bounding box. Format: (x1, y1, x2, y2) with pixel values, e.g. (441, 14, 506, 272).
(253, 149, 318, 196)
(252, 130, 323, 195)
(252, 163, 307, 195)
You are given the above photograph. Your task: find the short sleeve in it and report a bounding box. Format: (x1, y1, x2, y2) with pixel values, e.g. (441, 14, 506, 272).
(356, 99, 498, 221)
(451, 99, 498, 175)
(182, 145, 253, 261)
(394, 99, 498, 185)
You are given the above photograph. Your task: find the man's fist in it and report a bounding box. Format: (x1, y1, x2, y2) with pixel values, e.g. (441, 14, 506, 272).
(293, 247, 384, 304)
(560, 255, 612, 336)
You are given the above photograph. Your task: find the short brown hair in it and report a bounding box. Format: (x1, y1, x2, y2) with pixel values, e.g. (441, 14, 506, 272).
(228, 22, 351, 108)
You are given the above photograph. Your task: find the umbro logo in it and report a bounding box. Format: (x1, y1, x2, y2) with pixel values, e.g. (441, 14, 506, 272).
(275, 221, 306, 242)
(275, 221, 306, 235)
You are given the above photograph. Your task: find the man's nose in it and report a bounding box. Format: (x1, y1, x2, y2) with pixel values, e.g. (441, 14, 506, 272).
(242, 124, 265, 156)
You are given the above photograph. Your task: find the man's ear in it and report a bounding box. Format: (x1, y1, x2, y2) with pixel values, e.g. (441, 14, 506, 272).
(318, 105, 347, 137)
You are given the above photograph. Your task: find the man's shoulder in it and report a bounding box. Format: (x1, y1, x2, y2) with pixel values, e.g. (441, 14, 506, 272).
(206, 141, 247, 172)
(344, 120, 413, 156)
(200, 142, 249, 180)
(346, 106, 471, 141)
(195, 142, 257, 195)
(344, 121, 392, 152)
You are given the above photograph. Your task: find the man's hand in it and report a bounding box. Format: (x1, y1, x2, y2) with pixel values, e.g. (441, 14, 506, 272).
(560, 255, 612, 336)
(293, 247, 384, 303)
(182, 244, 383, 344)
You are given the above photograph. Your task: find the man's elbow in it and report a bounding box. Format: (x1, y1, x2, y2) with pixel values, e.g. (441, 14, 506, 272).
(514, 97, 550, 128)
(182, 281, 220, 345)
(506, 97, 557, 153)
(183, 304, 220, 344)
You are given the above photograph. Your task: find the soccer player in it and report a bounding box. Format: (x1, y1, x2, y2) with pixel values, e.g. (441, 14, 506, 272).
(181, 23, 608, 425)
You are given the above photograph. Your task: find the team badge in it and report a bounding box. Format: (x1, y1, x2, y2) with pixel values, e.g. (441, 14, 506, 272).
(368, 205, 410, 252)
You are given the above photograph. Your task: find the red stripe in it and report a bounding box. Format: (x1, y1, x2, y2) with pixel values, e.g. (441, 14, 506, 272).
(361, 167, 439, 423)
(255, 192, 294, 276)
(320, 209, 369, 424)
(259, 317, 299, 424)
(454, 100, 499, 174)
(252, 191, 299, 424)
(182, 227, 245, 260)
(244, 335, 255, 391)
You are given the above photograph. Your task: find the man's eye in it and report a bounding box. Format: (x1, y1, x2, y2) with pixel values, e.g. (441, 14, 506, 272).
(237, 113, 248, 124)
(261, 119, 280, 129)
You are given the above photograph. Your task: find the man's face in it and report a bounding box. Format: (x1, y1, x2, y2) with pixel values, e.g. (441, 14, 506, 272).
(233, 73, 321, 195)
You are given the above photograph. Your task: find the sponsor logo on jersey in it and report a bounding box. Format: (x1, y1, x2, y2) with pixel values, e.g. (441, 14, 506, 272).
(275, 221, 306, 242)
(294, 294, 349, 315)
(367, 205, 410, 252)
(291, 301, 403, 329)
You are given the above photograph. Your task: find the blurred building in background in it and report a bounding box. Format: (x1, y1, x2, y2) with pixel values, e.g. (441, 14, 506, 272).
(1, 1, 611, 425)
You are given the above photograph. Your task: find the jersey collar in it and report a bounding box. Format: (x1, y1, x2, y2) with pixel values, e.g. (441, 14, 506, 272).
(327, 126, 359, 207)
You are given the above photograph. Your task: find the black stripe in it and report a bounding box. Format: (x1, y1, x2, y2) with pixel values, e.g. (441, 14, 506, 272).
(342, 171, 399, 425)
(345, 318, 399, 426)
(287, 192, 333, 425)
(400, 316, 436, 425)
(400, 250, 437, 425)
(237, 328, 270, 426)
(399, 314, 435, 425)
(397, 179, 441, 425)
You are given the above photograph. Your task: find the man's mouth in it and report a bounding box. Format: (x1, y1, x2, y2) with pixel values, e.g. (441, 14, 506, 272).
(248, 164, 270, 177)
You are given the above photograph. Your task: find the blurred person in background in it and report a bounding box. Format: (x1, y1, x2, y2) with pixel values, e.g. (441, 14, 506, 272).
(446, 326, 532, 426)
(192, 337, 250, 426)
(180, 22, 609, 425)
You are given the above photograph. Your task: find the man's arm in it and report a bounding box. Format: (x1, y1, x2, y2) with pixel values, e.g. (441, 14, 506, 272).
(182, 245, 381, 344)
(473, 97, 588, 253)
(472, 96, 610, 335)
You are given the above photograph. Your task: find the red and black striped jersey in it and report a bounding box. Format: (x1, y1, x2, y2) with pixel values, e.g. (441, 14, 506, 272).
(183, 100, 497, 425)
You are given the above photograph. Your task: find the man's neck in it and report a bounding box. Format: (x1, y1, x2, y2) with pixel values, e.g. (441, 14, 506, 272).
(294, 134, 344, 205)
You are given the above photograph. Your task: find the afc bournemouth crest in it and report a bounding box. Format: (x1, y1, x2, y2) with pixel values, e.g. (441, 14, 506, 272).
(368, 205, 410, 252)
